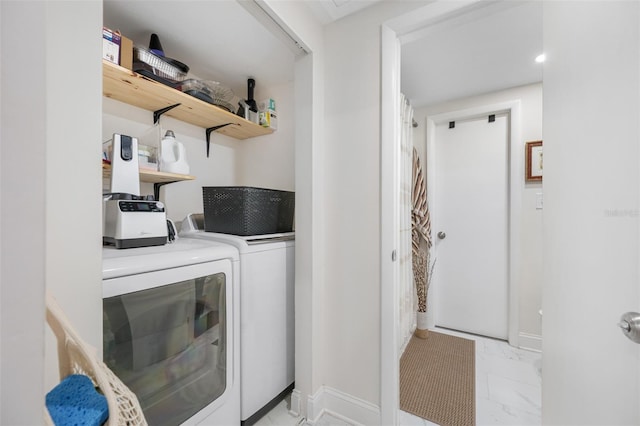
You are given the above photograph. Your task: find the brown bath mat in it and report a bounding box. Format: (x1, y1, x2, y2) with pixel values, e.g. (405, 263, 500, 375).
(400, 331, 476, 426)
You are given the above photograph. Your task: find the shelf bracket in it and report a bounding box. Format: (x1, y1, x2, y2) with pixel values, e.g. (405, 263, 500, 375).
(153, 103, 181, 124)
(153, 181, 180, 202)
(205, 123, 235, 157)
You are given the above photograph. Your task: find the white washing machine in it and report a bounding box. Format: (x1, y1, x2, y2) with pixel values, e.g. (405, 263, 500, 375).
(102, 238, 241, 426)
(179, 213, 295, 424)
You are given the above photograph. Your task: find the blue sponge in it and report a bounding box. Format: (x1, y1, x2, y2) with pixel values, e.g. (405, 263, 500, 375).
(46, 374, 109, 426)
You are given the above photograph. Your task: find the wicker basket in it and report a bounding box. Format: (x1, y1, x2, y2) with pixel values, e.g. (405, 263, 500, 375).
(202, 186, 295, 236)
(45, 293, 147, 426)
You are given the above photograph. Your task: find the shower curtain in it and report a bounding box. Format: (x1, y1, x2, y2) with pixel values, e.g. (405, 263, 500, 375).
(398, 94, 414, 350)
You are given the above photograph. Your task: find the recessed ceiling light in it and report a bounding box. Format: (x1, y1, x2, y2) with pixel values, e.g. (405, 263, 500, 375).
(535, 54, 546, 63)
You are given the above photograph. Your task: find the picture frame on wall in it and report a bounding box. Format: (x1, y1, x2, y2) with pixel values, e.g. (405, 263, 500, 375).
(525, 140, 543, 182)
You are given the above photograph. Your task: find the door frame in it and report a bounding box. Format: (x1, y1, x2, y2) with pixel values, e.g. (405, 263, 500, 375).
(380, 24, 400, 426)
(425, 101, 523, 346)
(380, 2, 484, 424)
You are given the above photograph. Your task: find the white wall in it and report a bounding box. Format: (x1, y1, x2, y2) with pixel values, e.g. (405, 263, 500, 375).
(543, 2, 639, 423)
(322, 0, 431, 409)
(236, 81, 295, 192)
(1, 2, 48, 423)
(1, 0, 104, 421)
(414, 83, 543, 346)
(45, 1, 104, 391)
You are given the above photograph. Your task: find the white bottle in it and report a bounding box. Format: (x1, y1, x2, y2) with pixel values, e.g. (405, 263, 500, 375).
(159, 130, 190, 175)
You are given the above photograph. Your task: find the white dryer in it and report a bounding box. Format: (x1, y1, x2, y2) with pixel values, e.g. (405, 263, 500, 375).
(102, 238, 240, 426)
(180, 213, 295, 424)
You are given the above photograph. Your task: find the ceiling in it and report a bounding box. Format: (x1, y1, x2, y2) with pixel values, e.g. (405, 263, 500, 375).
(401, 1, 543, 108)
(304, 0, 383, 25)
(103, 0, 542, 110)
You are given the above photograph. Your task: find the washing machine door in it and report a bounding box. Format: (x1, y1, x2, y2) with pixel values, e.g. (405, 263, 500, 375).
(103, 260, 233, 426)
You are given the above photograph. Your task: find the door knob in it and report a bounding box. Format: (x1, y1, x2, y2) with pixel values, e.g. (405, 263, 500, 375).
(618, 312, 640, 343)
(437, 231, 446, 240)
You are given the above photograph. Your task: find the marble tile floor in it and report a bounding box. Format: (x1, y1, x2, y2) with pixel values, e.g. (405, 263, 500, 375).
(400, 327, 542, 426)
(252, 395, 303, 426)
(254, 327, 542, 425)
(252, 394, 354, 426)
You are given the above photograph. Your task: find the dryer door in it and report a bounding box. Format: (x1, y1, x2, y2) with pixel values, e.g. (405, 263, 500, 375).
(103, 260, 232, 426)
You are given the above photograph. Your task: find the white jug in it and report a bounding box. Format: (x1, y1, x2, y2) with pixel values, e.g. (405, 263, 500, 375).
(159, 130, 190, 175)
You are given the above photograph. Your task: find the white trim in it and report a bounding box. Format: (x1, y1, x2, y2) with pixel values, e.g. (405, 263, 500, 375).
(518, 332, 542, 353)
(237, 0, 310, 56)
(379, 23, 400, 426)
(397, 1, 529, 45)
(508, 102, 524, 348)
(306, 386, 381, 426)
(289, 388, 302, 417)
(379, 2, 494, 424)
(386, 0, 481, 41)
(399, 325, 414, 357)
(426, 100, 522, 347)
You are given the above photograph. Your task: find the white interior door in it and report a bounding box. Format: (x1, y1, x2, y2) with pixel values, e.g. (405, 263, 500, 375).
(542, 1, 640, 423)
(434, 113, 509, 339)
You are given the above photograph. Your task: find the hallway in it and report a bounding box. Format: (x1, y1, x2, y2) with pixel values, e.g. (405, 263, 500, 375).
(400, 328, 541, 425)
(256, 327, 541, 425)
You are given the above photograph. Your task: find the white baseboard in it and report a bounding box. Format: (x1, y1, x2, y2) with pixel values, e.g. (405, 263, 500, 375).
(306, 386, 380, 425)
(518, 332, 542, 352)
(399, 326, 415, 357)
(290, 388, 302, 417)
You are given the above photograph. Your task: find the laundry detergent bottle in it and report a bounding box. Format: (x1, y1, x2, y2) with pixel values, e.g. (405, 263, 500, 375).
(159, 130, 190, 175)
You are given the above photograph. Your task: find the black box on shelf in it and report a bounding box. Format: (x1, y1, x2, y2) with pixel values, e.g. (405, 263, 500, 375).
(202, 186, 295, 236)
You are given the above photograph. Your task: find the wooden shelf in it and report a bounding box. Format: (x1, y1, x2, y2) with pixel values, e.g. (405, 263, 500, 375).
(102, 60, 273, 140)
(102, 163, 195, 184)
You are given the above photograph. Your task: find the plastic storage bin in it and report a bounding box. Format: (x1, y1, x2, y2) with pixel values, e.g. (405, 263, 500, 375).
(177, 79, 238, 113)
(133, 45, 187, 85)
(202, 186, 295, 236)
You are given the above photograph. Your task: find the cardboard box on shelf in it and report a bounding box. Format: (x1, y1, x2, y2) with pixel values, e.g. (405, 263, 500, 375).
(102, 27, 133, 69)
(102, 27, 121, 65)
(120, 35, 133, 70)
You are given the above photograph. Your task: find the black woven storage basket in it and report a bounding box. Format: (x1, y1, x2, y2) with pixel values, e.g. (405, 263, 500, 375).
(202, 186, 295, 236)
